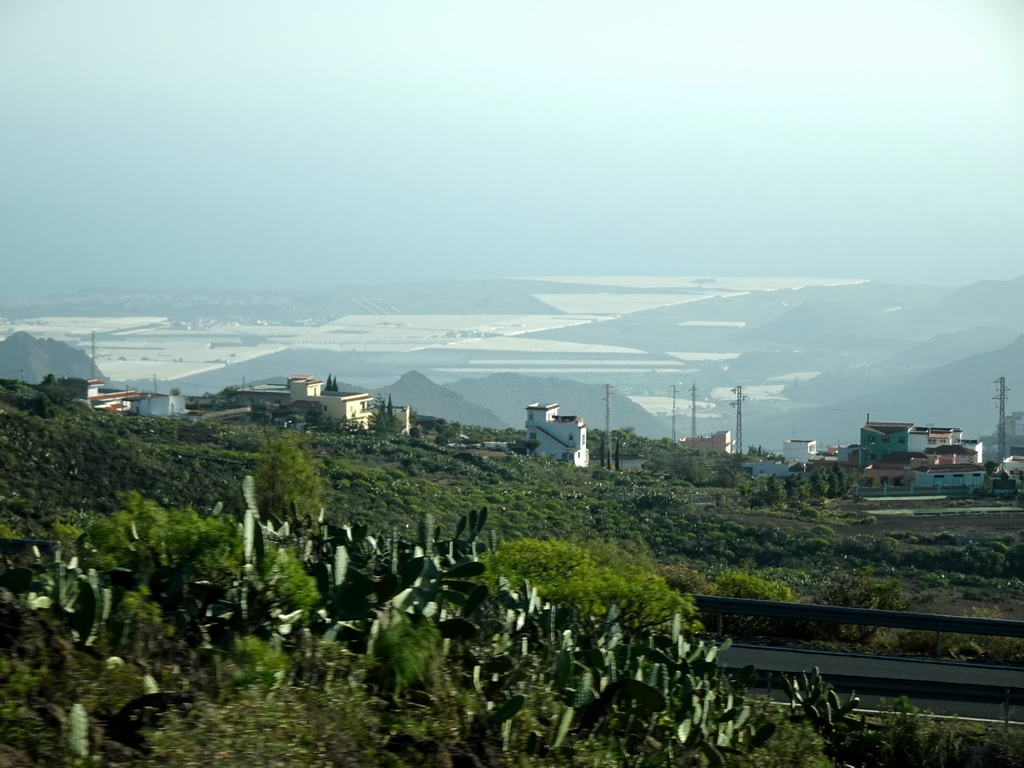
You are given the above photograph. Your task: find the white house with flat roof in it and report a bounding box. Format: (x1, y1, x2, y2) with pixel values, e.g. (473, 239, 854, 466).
(782, 439, 816, 462)
(525, 403, 588, 467)
(129, 392, 187, 417)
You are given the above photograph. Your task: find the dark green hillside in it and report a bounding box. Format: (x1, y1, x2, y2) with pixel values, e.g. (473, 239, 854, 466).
(4, 379, 1024, 765)
(0, 383, 254, 530)
(3, 378, 1023, 597)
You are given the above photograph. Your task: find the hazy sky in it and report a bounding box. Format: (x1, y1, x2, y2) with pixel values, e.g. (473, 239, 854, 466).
(2, 1, 1022, 297)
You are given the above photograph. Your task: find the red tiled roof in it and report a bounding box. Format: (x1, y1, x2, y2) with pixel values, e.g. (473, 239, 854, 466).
(926, 445, 976, 456)
(915, 464, 986, 474)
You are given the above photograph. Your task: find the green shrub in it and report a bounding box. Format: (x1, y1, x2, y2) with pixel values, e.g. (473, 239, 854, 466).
(488, 538, 697, 634)
(714, 570, 796, 602)
(83, 494, 241, 582)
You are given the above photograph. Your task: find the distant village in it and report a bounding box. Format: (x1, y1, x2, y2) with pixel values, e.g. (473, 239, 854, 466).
(55, 373, 1024, 499)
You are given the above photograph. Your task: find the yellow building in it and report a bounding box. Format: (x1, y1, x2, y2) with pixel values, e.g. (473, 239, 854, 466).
(286, 375, 408, 433)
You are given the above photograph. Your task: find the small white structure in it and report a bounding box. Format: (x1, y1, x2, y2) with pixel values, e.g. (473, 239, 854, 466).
(525, 403, 588, 467)
(782, 439, 816, 462)
(743, 460, 800, 478)
(1001, 456, 1024, 477)
(907, 426, 963, 453)
(130, 393, 187, 417)
(913, 464, 986, 490)
(960, 439, 984, 464)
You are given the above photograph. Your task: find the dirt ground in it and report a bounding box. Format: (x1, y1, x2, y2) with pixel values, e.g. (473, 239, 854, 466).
(838, 500, 1024, 541)
(724, 499, 1024, 621)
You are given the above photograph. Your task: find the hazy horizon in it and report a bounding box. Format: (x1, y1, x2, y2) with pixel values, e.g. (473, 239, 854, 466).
(3, 1, 1023, 299)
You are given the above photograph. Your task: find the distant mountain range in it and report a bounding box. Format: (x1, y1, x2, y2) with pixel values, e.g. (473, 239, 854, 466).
(0, 331, 101, 383)
(750, 332, 1024, 452)
(12, 273, 1024, 454)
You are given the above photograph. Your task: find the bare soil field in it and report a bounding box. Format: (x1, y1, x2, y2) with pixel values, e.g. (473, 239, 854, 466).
(722, 499, 1024, 624)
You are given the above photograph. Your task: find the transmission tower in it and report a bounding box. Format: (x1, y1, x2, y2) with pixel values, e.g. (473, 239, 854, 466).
(994, 377, 1010, 461)
(731, 385, 747, 455)
(603, 383, 613, 468)
(689, 382, 698, 440)
(671, 385, 678, 443)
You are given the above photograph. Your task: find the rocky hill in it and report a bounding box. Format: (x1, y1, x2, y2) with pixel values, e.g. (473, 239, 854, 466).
(0, 331, 101, 382)
(374, 370, 506, 428)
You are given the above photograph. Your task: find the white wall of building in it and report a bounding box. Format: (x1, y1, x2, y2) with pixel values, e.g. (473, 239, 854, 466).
(782, 440, 816, 462)
(526, 403, 588, 467)
(907, 427, 962, 453)
(744, 461, 797, 478)
(132, 394, 186, 417)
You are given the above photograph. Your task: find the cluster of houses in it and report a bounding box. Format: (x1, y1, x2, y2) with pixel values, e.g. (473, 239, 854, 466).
(735, 422, 990, 491)
(58, 374, 411, 434)
(854, 422, 986, 489)
(234, 375, 410, 433)
(522, 403, 1021, 497)
(51, 374, 1024, 496)
(59, 378, 187, 417)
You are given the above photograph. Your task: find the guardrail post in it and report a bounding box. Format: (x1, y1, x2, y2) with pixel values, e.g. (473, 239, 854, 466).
(1005, 688, 1011, 730)
(717, 613, 723, 634)
(934, 631, 942, 658)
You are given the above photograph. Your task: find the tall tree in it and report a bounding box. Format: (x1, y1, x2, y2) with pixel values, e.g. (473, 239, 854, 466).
(253, 437, 324, 523)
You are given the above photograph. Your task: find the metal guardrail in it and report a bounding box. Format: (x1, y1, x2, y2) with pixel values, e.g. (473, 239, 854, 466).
(0, 537, 59, 555)
(720, 644, 1024, 722)
(693, 595, 1024, 639)
(853, 485, 972, 499)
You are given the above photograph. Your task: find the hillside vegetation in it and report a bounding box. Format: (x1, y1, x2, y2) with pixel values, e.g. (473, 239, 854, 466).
(3, 379, 1024, 766)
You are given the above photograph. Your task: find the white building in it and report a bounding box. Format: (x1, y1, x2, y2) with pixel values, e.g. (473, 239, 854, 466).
(1001, 456, 1024, 476)
(959, 439, 984, 464)
(913, 464, 986, 490)
(525, 403, 588, 467)
(130, 393, 187, 417)
(782, 439, 816, 462)
(743, 460, 800, 478)
(907, 426, 963, 453)
(1009, 412, 1024, 439)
